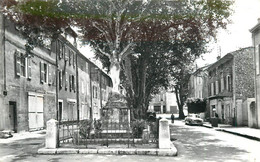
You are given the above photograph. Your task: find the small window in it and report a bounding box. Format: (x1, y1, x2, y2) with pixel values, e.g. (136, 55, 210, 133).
(40, 62, 48, 84)
(15, 51, 28, 78)
(59, 70, 63, 89)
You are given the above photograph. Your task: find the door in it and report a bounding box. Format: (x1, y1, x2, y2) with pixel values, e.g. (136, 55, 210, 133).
(28, 93, 44, 130)
(163, 106, 166, 113)
(58, 101, 63, 121)
(9, 102, 17, 132)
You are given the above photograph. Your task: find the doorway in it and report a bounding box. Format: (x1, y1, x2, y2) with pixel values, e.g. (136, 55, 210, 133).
(9, 102, 17, 133)
(58, 101, 63, 121)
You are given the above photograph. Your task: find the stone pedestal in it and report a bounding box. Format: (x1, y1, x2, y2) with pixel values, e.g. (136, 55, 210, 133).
(46, 119, 58, 149)
(159, 119, 171, 149)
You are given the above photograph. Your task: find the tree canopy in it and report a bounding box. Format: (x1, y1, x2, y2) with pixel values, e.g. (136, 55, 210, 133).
(1, 0, 233, 117)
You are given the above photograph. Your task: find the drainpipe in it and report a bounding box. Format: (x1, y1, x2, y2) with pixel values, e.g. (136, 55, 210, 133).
(55, 40, 59, 121)
(2, 15, 7, 96)
(99, 70, 102, 119)
(89, 64, 93, 120)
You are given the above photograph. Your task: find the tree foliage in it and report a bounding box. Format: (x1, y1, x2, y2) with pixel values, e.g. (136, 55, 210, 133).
(186, 98, 207, 113)
(1, 0, 234, 118)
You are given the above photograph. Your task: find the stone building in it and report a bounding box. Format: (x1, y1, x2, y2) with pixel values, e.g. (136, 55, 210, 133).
(250, 18, 260, 128)
(77, 53, 112, 121)
(188, 64, 210, 120)
(0, 17, 56, 132)
(207, 47, 254, 126)
(0, 15, 113, 132)
(148, 90, 178, 114)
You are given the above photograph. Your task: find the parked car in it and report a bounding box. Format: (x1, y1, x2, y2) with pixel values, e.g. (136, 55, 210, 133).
(184, 114, 203, 126)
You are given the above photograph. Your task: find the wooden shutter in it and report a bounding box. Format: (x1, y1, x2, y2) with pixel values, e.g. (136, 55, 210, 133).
(59, 42, 63, 59)
(40, 62, 44, 83)
(69, 75, 72, 91)
(73, 75, 76, 92)
(65, 46, 68, 61)
(15, 51, 21, 77)
(27, 58, 32, 80)
(73, 52, 76, 68)
(59, 70, 63, 89)
(65, 72, 68, 90)
(69, 50, 71, 65)
(48, 64, 52, 85)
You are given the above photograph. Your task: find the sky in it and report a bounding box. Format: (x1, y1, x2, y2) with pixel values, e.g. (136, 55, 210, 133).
(196, 0, 260, 67)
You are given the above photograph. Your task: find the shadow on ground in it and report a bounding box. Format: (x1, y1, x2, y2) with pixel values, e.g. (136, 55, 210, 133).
(170, 124, 248, 162)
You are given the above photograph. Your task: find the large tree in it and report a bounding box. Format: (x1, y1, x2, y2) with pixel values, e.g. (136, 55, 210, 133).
(1, 0, 233, 95)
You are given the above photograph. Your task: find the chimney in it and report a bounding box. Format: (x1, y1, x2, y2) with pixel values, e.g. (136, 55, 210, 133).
(258, 18, 260, 23)
(217, 56, 221, 60)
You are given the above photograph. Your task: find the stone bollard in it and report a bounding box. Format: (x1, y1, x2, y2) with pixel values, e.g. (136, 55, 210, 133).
(159, 118, 171, 149)
(46, 119, 58, 149)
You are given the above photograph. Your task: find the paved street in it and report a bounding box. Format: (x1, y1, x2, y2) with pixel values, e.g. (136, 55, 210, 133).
(0, 120, 260, 162)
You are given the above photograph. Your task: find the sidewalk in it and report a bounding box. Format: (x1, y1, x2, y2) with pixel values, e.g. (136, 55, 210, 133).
(0, 130, 46, 144)
(202, 122, 260, 141)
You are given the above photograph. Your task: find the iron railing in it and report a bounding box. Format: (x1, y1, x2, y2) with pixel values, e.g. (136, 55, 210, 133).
(58, 119, 158, 148)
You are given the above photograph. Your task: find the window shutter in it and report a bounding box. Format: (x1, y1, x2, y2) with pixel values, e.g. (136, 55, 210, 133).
(69, 50, 71, 65)
(59, 42, 63, 59)
(74, 75, 76, 92)
(73, 52, 76, 68)
(48, 64, 52, 85)
(69, 75, 72, 91)
(27, 58, 32, 80)
(59, 70, 63, 89)
(65, 72, 68, 90)
(65, 46, 68, 61)
(40, 62, 44, 83)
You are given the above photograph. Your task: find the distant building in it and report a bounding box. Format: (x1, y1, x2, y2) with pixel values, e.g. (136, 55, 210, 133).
(207, 47, 254, 126)
(188, 64, 210, 119)
(250, 18, 260, 128)
(148, 90, 178, 114)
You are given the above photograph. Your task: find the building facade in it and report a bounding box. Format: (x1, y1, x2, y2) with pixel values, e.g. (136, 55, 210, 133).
(250, 18, 260, 128)
(148, 90, 178, 114)
(0, 15, 112, 132)
(0, 17, 56, 132)
(188, 65, 210, 119)
(207, 47, 254, 126)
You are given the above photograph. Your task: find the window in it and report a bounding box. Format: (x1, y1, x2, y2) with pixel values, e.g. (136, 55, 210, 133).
(69, 75, 76, 92)
(65, 72, 68, 90)
(221, 77, 224, 92)
(211, 82, 214, 96)
(40, 62, 48, 83)
(20, 56, 26, 77)
(215, 81, 219, 94)
(15, 51, 29, 78)
(227, 75, 232, 92)
(58, 41, 63, 59)
(69, 50, 73, 65)
(65, 46, 69, 61)
(48, 64, 52, 85)
(59, 70, 63, 89)
(73, 52, 76, 68)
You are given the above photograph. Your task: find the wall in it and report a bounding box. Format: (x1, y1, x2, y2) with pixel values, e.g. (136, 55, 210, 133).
(234, 47, 255, 100)
(0, 19, 56, 132)
(252, 26, 260, 128)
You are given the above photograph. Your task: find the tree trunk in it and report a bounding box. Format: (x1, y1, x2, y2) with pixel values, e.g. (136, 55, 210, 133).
(175, 86, 185, 119)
